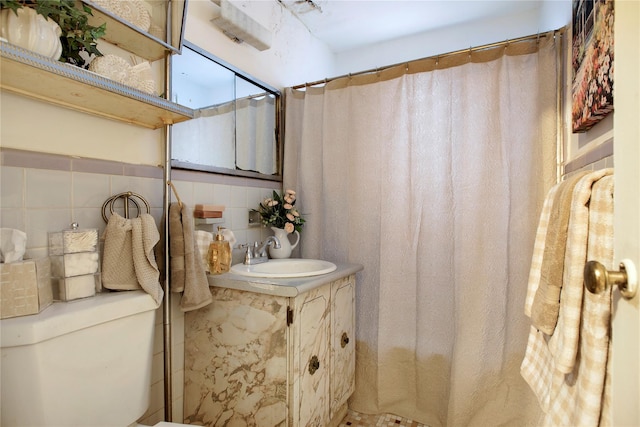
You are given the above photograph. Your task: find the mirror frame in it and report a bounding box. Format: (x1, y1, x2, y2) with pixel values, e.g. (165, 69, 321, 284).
(170, 40, 283, 182)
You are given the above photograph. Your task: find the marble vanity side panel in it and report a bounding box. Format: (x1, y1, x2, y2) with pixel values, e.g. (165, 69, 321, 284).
(330, 275, 356, 418)
(184, 287, 289, 427)
(290, 282, 331, 427)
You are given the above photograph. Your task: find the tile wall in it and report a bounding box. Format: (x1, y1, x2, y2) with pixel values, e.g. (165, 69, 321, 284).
(563, 138, 614, 178)
(0, 148, 280, 424)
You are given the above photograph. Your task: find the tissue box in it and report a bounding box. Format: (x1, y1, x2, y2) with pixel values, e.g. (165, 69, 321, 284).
(0, 258, 53, 319)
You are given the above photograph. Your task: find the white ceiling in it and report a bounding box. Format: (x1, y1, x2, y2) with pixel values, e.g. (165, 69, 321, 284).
(279, 0, 543, 52)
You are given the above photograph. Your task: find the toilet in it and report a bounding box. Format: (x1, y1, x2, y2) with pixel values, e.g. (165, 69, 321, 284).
(0, 290, 188, 427)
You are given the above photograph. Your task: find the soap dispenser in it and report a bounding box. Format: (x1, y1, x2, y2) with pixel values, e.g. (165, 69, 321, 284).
(208, 226, 231, 274)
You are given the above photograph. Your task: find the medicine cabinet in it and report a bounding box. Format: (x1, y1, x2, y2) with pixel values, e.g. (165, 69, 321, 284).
(170, 41, 282, 181)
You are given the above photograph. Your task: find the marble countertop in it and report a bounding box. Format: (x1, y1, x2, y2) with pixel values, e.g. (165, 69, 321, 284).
(207, 262, 364, 297)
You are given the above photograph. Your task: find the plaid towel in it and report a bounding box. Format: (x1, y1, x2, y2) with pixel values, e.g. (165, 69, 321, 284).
(521, 170, 613, 426)
(195, 230, 214, 273)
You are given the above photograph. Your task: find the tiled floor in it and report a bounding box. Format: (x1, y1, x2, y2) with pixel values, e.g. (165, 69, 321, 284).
(339, 409, 429, 427)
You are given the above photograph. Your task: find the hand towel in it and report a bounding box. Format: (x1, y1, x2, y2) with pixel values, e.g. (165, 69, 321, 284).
(530, 171, 589, 334)
(169, 203, 185, 293)
(131, 214, 163, 305)
(102, 212, 163, 306)
(169, 202, 213, 312)
(521, 169, 614, 426)
(524, 182, 560, 317)
(552, 168, 612, 374)
(102, 213, 139, 289)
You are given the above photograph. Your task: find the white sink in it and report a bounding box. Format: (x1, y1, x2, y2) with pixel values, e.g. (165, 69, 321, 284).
(230, 259, 337, 278)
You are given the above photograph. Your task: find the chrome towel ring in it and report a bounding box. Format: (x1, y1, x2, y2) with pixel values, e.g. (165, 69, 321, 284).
(101, 191, 151, 223)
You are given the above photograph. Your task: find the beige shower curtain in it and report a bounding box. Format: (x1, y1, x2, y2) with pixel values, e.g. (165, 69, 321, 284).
(284, 34, 559, 427)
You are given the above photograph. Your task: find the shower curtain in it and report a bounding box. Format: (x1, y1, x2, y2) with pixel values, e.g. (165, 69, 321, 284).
(284, 35, 559, 426)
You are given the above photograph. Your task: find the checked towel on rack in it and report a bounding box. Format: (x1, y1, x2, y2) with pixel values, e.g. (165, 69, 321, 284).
(169, 202, 212, 312)
(102, 212, 164, 305)
(521, 169, 614, 427)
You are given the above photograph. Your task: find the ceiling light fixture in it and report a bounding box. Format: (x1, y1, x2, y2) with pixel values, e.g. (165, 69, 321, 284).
(210, 0, 272, 51)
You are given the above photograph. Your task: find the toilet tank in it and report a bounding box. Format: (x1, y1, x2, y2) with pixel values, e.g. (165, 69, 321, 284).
(0, 290, 160, 427)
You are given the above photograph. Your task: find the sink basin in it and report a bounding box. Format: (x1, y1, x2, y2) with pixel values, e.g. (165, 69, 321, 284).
(230, 259, 337, 278)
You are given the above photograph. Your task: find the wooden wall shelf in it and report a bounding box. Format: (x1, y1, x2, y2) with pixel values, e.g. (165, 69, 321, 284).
(1, 42, 193, 129)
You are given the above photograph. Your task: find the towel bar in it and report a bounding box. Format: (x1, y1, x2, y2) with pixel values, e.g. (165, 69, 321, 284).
(101, 191, 151, 223)
(584, 259, 638, 299)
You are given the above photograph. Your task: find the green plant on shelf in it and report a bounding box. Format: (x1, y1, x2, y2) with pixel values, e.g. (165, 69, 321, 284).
(1, 0, 106, 68)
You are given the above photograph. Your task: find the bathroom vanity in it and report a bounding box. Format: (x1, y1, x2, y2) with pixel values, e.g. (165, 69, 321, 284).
(183, 263, 363, 427)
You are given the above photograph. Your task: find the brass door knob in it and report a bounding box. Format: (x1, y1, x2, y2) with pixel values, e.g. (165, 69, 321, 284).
(584, 259, 637, 299)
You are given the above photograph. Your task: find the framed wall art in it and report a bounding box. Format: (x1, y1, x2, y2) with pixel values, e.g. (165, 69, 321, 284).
(571, 0, 614, 133)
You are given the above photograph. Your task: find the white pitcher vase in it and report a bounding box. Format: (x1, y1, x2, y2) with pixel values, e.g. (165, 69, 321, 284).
(269, 226, 300, 259)
(0, 7, 62, 60)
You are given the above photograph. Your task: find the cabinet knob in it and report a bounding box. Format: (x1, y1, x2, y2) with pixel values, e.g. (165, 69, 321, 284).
(308, 355, 320, 375)
(341, 332, 350, 348)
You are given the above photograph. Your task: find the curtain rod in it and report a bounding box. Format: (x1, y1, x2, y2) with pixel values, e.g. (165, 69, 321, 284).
(292, 29, 564, 90)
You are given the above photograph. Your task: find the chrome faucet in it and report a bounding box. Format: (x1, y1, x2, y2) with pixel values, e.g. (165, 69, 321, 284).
(240, 236, 281, 265)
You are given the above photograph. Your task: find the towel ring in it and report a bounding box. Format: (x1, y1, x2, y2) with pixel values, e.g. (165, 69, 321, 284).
(584, 259, 638, 299)
(102, 191, 151, 223)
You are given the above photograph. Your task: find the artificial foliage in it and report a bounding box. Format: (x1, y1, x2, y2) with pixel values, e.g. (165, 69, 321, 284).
(1, 0, 105, 68)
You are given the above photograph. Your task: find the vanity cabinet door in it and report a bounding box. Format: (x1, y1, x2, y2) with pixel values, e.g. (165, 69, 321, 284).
(183, 288, 290, 426)
(330, 276, 356, 418)
(291, 284, 330, 427)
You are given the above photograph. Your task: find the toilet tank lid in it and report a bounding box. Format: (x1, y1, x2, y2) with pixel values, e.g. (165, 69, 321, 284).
(0, 291, 159, 348)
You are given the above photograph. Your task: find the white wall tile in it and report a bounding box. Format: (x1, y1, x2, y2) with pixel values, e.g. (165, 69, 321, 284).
(73, 207, 105, 234)
(26, 208, 71, 248)
(171, 180, 194, 207)
(0, 208, 25, 230)
(72, 172, 109, 208)
(212, 183, 231, 206)
(1, 166, 24, 208)
(228, 184, 247, 207)
(26, 169, 71, 208)
(193, 181, 215, 203)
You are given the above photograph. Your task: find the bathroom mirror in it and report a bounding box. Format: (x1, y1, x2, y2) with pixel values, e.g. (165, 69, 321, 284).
(170, 41, 282, 181)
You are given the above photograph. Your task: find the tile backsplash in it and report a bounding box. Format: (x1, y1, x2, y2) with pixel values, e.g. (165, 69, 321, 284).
(1, 148, 279, 260)
(563, 138, 614, 178)
(0, 148, 281, 423)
